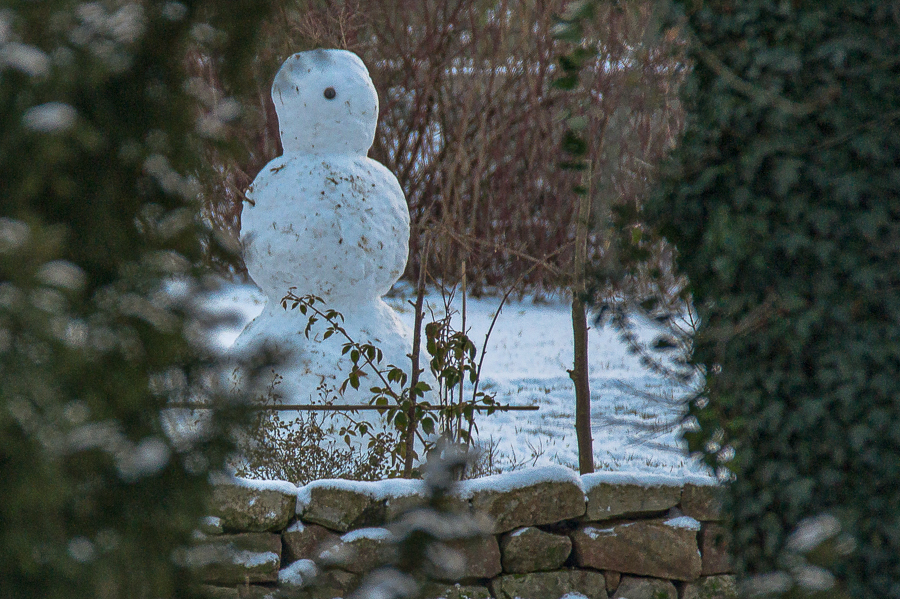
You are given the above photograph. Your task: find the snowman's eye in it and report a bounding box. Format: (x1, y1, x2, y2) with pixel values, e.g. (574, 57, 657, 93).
(324, 87, 336, 100)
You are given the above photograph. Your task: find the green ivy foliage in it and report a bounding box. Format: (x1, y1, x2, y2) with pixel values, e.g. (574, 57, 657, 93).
(0, 2, 270, 598)
(647, 1, 900, 596)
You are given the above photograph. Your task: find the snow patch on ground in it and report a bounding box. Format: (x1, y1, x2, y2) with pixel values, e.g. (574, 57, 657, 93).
(206, 283, 714, 481)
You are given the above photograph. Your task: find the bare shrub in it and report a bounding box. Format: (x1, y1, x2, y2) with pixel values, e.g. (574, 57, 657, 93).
(232, 373, 399, 484)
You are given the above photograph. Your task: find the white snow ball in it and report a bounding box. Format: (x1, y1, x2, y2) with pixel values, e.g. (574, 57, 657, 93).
(67, 537, 96, 563)
(108, 3, 146, 45)
(793, 564, 835, 592)
(37, 260, 86, 291)
(116, 436, 171, 481)
(272, 49, 378, 155)
(0, 218, 30, 253)
(785, 513, 841, 554)
(22, 102, 77, 133)
(742, 572, 793, 597)
(0, 17, 10, 46)
(161, 2, 187, 21)
(2, 42, 50, 77)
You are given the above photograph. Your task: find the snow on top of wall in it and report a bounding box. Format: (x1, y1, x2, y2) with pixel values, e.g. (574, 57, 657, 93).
(682, 473, 720, 486)
(295, 478, 428, 513)
(664, 516, 701, 531)
(582, 470, 686, 490)
(373, 477, 428, 500)
(341, 527, 394, 543)
(226, 463, 716, 517)
(295, 479, 368, 512)
(456, 465, 583, 499)
(211, 472, 300, 496)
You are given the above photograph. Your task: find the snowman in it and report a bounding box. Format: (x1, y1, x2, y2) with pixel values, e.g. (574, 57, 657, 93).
(232, 49, 421, 444)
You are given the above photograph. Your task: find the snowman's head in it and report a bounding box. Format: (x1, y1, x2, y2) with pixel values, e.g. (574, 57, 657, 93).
(272, 49, 379, 155)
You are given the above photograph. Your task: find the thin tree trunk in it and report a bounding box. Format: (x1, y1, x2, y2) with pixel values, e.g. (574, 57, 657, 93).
(403, 234, 431, 477)
(571, 295, 593, 474)
(570, 167, 594, 475)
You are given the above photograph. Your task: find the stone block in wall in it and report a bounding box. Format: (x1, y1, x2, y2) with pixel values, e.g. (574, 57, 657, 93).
(681, 482, 723, 521)
(181, 532, 281, 585)
(700, 523, 733, 575)
(423, 534, 501, 581)
(298, 481, 381, 532)
(283, 521, 340, 562)
(571, 517, 702, 581)
(603, 571, 621, 595)
(500, 527, 572, 573)
(490, 570, 609, 599)
(610, 576, 677, 599)
(682, 575, 738, 599)
(304, 569, 360, 599)
(319, 527, 396, 574)
(583, 473, 683, 520)
(450, 535, 503, 579)
(420, 582, 492, 599)
(210, 479, 297, 533)
(459, 466, 585, 534)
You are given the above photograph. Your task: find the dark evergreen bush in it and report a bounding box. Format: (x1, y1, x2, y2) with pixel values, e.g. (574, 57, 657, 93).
(0, 2, 269, 598)
(648, 2, 900, 597)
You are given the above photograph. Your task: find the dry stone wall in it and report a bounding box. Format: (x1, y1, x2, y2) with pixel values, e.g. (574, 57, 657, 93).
(188, 467, 735, 599)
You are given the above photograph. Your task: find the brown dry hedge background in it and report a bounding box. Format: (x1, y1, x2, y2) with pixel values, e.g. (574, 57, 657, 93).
(195, 0, 686, 297)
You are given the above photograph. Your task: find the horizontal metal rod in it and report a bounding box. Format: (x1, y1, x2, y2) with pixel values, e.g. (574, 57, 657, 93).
(166, 403, 539, 412)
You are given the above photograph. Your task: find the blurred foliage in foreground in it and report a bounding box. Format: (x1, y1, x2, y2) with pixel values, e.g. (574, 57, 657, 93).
(648, 1, 900, 597)
(0, 2, 271, 598)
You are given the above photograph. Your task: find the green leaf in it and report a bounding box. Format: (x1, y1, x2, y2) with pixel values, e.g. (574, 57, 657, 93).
(631, 227, 642, 244)
(562, 131, 588, 156)
(394, 411, 408, 429)
(559, 160, 588, 171)
(552, 74, 580, 90)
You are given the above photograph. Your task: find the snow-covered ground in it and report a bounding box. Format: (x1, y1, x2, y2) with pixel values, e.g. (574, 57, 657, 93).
(206, 282, 712, 482)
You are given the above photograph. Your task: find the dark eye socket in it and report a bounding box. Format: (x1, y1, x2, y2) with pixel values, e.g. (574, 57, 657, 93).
(324, 87, 336, 100)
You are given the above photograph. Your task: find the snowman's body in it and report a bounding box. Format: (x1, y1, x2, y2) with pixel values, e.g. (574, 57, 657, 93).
(232, 49, 418, 438)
